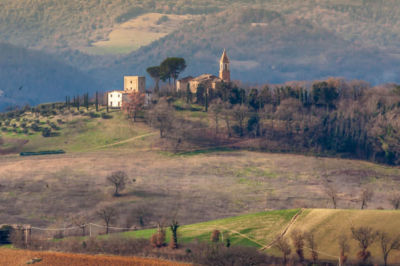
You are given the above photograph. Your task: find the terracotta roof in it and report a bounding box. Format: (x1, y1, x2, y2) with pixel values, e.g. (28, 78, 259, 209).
(178, 76, 194, 82)
(220, 49, 229, 63)
(192, 74, 221, 82)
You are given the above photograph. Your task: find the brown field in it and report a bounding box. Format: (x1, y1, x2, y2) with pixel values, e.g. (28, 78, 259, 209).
(0, 248, 189, 266)
(0, 143, 399, 232)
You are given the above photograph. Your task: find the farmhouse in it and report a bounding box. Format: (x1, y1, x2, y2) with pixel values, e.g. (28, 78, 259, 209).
(107, 76, 147, 108)
(177, 49, 231, 94)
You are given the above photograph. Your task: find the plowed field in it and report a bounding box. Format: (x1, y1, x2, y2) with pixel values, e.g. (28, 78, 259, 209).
(0, 249, 190, 266)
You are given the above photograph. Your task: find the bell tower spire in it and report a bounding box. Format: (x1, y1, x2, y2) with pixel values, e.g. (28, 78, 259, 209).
(219, 49, 230, 83)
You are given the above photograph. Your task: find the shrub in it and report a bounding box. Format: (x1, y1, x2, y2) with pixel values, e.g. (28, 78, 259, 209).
(42, 127, 52, 137)
(1, 127, 7, 132)
(57, 119, 64, 124)
(192, 243, 278, 265)
(211, 230, 221, 242)
(0, 225, 13, 245)
(49, 122, 60, 130)
(101, 113, 113, 119)
(31, 123, 41, 132)
(150, 227, 166, 248)
(89, 112, 101, 118)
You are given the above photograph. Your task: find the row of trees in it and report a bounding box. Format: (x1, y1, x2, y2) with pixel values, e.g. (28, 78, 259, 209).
(275, 227, 400, 266)
(150, 77, 400, 165)
(146, 57, 186, 92)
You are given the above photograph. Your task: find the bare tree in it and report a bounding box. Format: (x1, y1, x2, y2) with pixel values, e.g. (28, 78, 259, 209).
(222, 102, 232, 137)
(351, 226, 378, 263)
(209, 99, 223, 134)
(389, 192, 400, 210)
(274, 236, 291, 264)
(305, 232, 318, 264)
(123, 92, 145, 122)
(323, 181, 339, 209)
(377, 231, 400, 266)
(147, 98, 175, 138)
(360, 187, 374, 210)
(150, 222, 166, 248)
(106, 171, 131, 197)
(338, 235, 350, 265)
(97, 206, 117, 234)
(291, 229, 305, 262)
(232, 104, 248, 137)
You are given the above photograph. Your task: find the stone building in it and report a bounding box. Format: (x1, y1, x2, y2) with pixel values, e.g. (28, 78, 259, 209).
(176, 49, 231, 94)
(124, 76, 146, 93)
(107, 76, 147, 108)
(219, 49, 230, 83)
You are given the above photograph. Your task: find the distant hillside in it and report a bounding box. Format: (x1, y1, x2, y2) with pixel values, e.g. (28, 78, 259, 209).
(2, 1, 400, 107)
(0, 43, 99, 110)
(97, 6, 400, 87)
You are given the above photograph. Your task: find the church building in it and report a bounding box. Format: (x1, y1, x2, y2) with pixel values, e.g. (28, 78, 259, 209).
(177, 49, 231, 93)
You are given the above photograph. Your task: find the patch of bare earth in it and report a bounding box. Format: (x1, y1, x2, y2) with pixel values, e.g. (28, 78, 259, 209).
(0, 248, 189, 266)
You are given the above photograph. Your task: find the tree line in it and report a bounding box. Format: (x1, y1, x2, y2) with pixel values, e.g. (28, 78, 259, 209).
(142, 77, 400, 165)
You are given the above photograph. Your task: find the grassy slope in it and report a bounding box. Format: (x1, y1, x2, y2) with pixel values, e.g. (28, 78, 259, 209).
(126, 209, 400, 264)
(288, 209, 400, 264)
(123, 209, 299, 248)
(86, 13, 196, 55)
(1, 108, 155, 153)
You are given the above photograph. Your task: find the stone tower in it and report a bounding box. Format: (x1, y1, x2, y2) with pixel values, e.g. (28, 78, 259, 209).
(219, 49, 230, 83)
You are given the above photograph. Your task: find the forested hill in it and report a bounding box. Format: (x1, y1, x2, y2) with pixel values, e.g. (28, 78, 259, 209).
(2, 0, 400, 108)
(97, 7, 400, 88)
(0, 43, 99, 110)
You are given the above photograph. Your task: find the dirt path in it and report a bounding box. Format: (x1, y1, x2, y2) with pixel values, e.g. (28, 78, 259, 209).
(262, 208, 305, 250)
(218, 225, 267, 248)
(85, 132, 156, 152)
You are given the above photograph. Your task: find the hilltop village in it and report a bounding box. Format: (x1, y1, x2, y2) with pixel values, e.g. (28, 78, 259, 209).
(107, 49, 231, 108)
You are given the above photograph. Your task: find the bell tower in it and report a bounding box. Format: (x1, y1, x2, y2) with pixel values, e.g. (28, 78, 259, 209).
(219, 49, 230, 83)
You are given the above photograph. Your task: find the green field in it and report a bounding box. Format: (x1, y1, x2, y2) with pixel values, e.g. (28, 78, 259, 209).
(123, 209, 400, 264)
(0, 107, 155, 153)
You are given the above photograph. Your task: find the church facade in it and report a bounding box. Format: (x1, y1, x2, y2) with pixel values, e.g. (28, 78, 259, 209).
(177, 49, 231, 93)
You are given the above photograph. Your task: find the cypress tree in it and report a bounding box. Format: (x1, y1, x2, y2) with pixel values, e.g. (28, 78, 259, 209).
(95, 91, 99, 112)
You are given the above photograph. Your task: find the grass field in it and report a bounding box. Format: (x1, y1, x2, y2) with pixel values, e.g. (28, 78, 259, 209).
(123, 209, 400, 264)
(0, 248, 189, 266)
(0, 108, 155, 153)
(0, 109, 400, 264)
(123, 209, 299, 248)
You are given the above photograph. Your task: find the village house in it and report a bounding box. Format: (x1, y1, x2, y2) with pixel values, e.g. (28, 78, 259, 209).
(107, 76, 147, 108)
(177, 49, 231, 94)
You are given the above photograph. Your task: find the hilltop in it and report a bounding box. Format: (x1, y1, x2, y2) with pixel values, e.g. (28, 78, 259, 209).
(3, 1, 400, 108)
